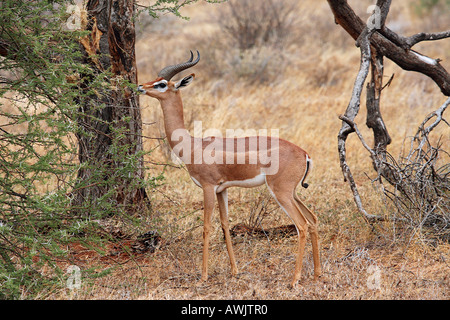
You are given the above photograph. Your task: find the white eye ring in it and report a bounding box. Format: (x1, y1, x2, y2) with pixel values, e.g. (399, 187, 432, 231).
(153, 80, 168, 92)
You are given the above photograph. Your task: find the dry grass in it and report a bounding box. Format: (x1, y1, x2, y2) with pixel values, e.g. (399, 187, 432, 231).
(49, 189, 450, 299)
(48, 182, 450, 299)
(45, 0, 450, 299)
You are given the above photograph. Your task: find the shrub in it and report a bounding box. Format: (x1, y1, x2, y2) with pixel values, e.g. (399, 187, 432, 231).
(382, 110, 449, 244)
(0, 0, 158, 299)
(220, 0, 299, 51)
(195, 0, 299, 84)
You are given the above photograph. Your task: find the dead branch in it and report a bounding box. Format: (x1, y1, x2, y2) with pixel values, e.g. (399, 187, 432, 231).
(337, 26, 386, 223)
(327, 0, 450, 96)
(415, 97, 450, 152)
(381, 28, 450, 50)
(339, 115, 376, 158)
(230, 223, 297, 239)
(329, 0, 450, 230)
(382, 100, 450, 241)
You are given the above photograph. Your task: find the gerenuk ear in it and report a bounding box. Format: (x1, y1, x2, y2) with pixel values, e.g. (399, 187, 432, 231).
(174, 73, 195, 90)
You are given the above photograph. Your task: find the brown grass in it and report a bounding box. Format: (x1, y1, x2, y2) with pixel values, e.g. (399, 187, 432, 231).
(45, 0, 450, 299)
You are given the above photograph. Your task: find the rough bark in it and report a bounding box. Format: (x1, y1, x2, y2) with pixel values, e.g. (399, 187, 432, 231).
(366, 51, 391, 155)
(74, 0, 148, 212)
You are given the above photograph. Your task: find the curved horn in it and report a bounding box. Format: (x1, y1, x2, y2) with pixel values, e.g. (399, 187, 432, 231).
(158, 50, 200, 81)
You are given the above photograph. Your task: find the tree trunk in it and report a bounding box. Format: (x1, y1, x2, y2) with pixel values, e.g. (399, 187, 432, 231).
(73, 0, 148, 213)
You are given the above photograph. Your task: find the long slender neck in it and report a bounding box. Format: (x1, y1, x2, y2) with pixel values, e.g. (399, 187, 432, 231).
(159, 93, 191, 149)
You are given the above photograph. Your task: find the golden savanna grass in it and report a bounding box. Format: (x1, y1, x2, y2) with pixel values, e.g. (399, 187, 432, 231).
(50, 0, 449, 299)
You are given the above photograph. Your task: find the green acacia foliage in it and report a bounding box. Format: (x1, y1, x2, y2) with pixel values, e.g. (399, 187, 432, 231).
(0, 1, 161, 299)
(0, 1, 88, 299)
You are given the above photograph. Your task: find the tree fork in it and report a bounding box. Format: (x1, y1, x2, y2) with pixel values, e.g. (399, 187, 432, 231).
(327, 0, 450, 96)
(328, 0, 450, 221)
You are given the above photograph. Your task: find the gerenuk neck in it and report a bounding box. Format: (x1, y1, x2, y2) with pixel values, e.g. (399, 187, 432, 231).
(159, 92, 191, 151)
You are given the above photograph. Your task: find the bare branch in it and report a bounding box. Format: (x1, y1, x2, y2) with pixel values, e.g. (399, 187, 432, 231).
(405, 30, 450, 48)
(382, 98, 450, 236)
(339, 115, 376, 157)
(327, 0, 450, 96)
(382, 28, 450, 50)
(415, 97, 450, 151)
(329, 0, 449, 234)
(337, 27, 386, 223)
